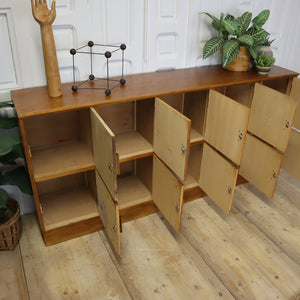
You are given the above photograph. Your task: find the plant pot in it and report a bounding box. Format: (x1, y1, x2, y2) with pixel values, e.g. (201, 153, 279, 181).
(0, 198, 22, 250)
(224, 46, 251, 72)
(258, 46, 273, 58)
(256, 65, 272, 74)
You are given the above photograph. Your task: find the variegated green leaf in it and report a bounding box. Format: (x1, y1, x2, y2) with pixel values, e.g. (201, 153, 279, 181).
(252, 10, 270, 27)
(203, 37, 223, 59)
(237, 34, 254, 47)
(251, 28, 269, 43)
(249, 45, 259, 60)
(222, 40, 240, 67)
(223, 19, 240, 35)
(239, 12, 252, 35)
(225, 14, 234, 21)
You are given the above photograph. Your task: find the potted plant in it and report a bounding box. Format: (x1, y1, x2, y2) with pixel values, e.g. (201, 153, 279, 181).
(203, 9, 271, 71)
(0, 102, 32, 250)
(254, 53, 275, 74)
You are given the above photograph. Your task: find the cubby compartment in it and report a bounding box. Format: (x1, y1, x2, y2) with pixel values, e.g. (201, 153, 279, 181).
(117, 157, 153, 210)
(24, 109, 94, 182)
(160, 91, 206, 145)
(96, 99, 154, 163)
(183, 144, 202, 190)
(224, 83, 253, 107)
(37, 171, 99, 231)
(263, 78, 291, 93)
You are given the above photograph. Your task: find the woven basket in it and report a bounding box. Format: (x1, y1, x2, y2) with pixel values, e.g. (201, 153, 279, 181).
(0, 198, 22, 250)
(224, 46, 251, 72)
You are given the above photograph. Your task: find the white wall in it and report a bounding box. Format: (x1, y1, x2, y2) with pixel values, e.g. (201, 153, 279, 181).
(1, 0, 300, 213)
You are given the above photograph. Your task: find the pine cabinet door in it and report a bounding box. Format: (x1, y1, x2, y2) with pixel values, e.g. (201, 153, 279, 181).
(205, 89, 250, 166)
(239, 133, 283, 198)
(90, 107, 118, 200)
(153, 97, 191, 181)
(152, 155, 184, 232)
(248, 83, 298, 152)
(96, 171, 121, 255)
(199, 143, 238, 214)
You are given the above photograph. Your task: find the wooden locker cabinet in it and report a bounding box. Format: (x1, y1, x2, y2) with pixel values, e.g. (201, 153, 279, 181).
(91, 98, 190, 254)
(12, 65, 298, 247)
(240, 83, 298, 197)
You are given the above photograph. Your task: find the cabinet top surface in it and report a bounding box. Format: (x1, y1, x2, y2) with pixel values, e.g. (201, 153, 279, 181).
(12, 65, 298, 118)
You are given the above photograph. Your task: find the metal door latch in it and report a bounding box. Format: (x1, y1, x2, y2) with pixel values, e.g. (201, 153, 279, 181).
(181, 146, 187, 154)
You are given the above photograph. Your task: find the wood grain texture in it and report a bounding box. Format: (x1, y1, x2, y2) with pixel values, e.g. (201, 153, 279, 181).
(289, 77, 300, 129)
(0, 244, 28, 300)
(240, 133, 283, 198)
(91, 107, 117, 200)
(100, 213, 233, 300)
(31, 140, 94, 182)
(40, 186, 99, 231)
(248, 83, 298, 152)
(225, 83, 253, 107)
(182, 194, 300, 299)
(20, 215, 129, 299)
(205, 89, 250, 166)
(282, 130, 300, 181)
(152, 155, 183, 233)
(12, 65, 298, 118)
(95, 171, 121, 255)
(199, 143, 238, 214)
(154, 97, 191, 181)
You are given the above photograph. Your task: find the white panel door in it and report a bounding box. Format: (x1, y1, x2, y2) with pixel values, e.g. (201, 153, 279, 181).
(145, 0, 190, 71)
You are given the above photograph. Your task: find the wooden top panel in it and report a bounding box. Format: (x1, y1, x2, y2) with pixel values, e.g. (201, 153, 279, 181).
(12, 65, 298, 118)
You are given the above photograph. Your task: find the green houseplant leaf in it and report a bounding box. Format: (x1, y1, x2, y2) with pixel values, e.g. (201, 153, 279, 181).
(0, 188, 8, 209)
(239, 12, 252, 35)
(223, 19, 240, 35)
(203, 37, 224, 59)
(222, 39, 240, 67)
(0, 135, 20, 156)
(237, 34, 254, 47)
(252, 10, 270, 27)
(0, 167, 32, 195)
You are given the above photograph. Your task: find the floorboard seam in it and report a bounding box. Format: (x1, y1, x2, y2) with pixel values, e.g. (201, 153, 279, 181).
(18, 242, 31, 300)
(234, 204, 300, 267)
(180, 230, 236, 299)
(96, 230, 134, 300)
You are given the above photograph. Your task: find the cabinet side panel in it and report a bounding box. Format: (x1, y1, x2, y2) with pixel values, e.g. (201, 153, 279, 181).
(239, 133, 283, 198)
(160, 93, 184, 113)
(136, 156, 153, 192)
(289, 77, 300, 129)
(282, 130, 300, 181)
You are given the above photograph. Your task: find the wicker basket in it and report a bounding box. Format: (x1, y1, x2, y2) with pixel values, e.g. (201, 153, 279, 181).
(224, 46, 251, 72)
(0, 198, 22, 250)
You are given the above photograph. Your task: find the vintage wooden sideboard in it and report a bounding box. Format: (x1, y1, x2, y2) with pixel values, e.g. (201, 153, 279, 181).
(12, 65, 298, 254)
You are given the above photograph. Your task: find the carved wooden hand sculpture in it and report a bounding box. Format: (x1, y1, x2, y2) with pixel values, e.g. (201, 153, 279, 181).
(31, 0, 62, 97)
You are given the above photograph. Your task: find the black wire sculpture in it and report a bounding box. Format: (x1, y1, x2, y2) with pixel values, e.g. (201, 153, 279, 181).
(70, 41, 126, 96)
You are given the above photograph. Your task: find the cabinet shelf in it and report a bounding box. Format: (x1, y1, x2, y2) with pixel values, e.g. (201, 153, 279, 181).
(116, 131, 153, 162)
(183, 173, 199, 190)
(190, 128, 204, 145)
(31, 140, 94, 182)
(118, 175, 152, 210)
(40, 186, 99, 231)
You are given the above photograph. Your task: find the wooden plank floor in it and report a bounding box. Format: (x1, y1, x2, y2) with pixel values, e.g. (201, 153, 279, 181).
(1, 169, 300, 299)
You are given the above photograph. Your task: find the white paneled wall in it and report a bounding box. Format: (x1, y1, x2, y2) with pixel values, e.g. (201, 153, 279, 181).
(1, 0, 300, 213)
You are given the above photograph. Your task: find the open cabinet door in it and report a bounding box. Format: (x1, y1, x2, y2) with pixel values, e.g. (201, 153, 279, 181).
(152, 155, 184, 233)
(90, 107, 118, 199)
(205, 89, 250, 166)
(96, 171, 121, 255)
(248, 83, 298, 152)
(153, 97, 191, 181)
(239, 133, 283, 198)
(199, 143, 238, 214)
